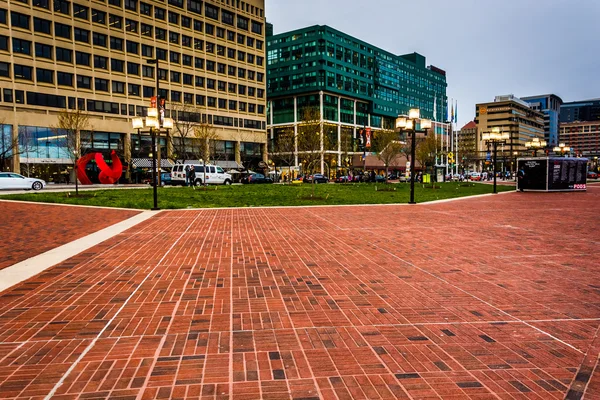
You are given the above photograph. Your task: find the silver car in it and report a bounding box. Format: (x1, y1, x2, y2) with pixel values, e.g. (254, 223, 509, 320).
(0, 173, 46, 190)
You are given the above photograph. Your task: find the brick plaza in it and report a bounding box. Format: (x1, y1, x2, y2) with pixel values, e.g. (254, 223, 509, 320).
(0, 187, 599, 399)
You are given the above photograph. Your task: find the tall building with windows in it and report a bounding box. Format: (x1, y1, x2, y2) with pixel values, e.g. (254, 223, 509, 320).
(475, 95, 544, 172)
(521, 94, 563, 146)
(0, 0, 267, 181)
(266, 25, 448, 176)
(560, 98, 600, 123)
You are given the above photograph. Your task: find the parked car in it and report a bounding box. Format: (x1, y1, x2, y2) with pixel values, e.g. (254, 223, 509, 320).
(0, 172, 46, 190)
(335, 176, 350, 183)
(170, 163, 233, 186)
(143, 172, 172, 186)
(304, 174, 329, 184)
(469, 172, 482, 181)
(375, 175, 386, 183)
(587, 171, 598, 179)
(241, 173, 273, 184)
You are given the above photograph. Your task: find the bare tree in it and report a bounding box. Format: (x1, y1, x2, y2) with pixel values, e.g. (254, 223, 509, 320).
(54, 109, 91, 195)
(416, 133, 441, 186)
(171, 104, 199, 161)
(192, 121, 220, 189)
(375, 130, 404, 182)
(297, 106, 326, 175)
(273, 127, 296, 183)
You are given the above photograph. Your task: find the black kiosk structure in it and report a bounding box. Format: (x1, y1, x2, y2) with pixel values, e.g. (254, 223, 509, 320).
(517, 157, 588, 192)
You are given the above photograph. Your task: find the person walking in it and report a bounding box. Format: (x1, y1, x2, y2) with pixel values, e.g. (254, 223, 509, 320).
(189, 165, 196, 189)
(185, 165, 191, 186)
(517, 167, 525, 192)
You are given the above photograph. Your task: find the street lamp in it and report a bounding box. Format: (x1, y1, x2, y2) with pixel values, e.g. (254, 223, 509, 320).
(396, 109, 432, 204)
(482, 127, 510, 194)
(525, 137, 547, 156)
(553, 143, 571, 156)
(131, 115, 173, 210)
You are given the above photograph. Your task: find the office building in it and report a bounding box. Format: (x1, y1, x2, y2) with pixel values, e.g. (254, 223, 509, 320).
(266, 25, 448, 176)
(475, 95, 544, 171)
(0, 0, 267, 181)
(521, 94, 563, 146)
(559, 121, 600, 157)
(560, 99, 600, 123)
(457, 121, 477, 170)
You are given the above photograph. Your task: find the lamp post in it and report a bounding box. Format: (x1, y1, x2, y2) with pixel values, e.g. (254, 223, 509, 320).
(132, 115, 173, 210)
(396, 109, 432, 204)
(525, 137, 547, 157)
(553, 143, 571, 157)
(482, 127, 510, 194)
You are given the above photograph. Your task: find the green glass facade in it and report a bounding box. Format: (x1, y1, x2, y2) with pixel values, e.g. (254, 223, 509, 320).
(267, 25, 448, 126)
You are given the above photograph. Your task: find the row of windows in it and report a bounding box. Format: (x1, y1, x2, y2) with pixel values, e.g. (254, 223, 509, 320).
(1, 88, 267, 123)
(5, 1, 264, 33)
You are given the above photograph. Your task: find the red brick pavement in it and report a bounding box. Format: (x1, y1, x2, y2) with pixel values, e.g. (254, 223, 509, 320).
(0, 201, 139, 270)
(0, 189, 599, 399)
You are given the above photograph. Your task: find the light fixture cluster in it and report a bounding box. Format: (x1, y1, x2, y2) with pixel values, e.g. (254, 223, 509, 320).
(131, 107, 174, 130)
(395, 108, 432, 130)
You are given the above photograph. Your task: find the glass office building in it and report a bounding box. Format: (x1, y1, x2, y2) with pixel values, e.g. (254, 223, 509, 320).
(266, 24, 448, 175)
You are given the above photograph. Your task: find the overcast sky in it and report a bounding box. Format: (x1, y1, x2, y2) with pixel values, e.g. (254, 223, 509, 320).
(266, 0, 600, 127)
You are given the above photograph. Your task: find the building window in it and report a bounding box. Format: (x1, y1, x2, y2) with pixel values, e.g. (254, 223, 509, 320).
(195, 57, 204, 69)
(56, 47, 72, 63)
(141, 23, 152, 37)
(182, 54, 192, 66)
(217, 63, 225, 74)
(237, 16, 248, 30)
(125, 19, 137, 32)
(108, 0, 121, 7)
(3, 88, 12, 101)
(171, 91, 181, 103)
(143, 86, 154, 98)
(110, 37, 124, 51)
(34, 17, 51, 34)
(140, 2, 151, 15)
(12, 38, 31, 55)
(126, 40, 139, 54)
(188, 0, 201, 15)
(36, 68, 53, 83)
(205, 3, 218, 20)
(109, 14, 123, 29)
(11, 12, 30, 30)
(168, 11, 179, 24)
(112, 81, 125, 94)
(0, 62, 9, 78)
(182, 35, 191, 47)
(57, 71, 73, 86)
(169, 31, 179, 44)
(195, 95, 205, 106)
(155, 7, 165, 20)
(237, 33, 245, 44)
(54, 0, 70, 16)
(218, 98, 226, 109)
(158, 68, 167, 81)
(183, 73, 192, 85)
(95, 78, 109, 92)
(221, 10, 234, 26)
(195, 76, 204, 87)
(205, 23, 214, 35)
(54, 23, 71, 39)
(74, 28, 90, 43)
(155, 27, 166, 41)
(75, 51, 90, 66)
(73, 4, 88, 19)
(128, 83, 140, 96)
(111, 58, 124, 72)
(125, 0, 137, 11)
(127, 62, 139, 75)
(33, 0, 50, 9)
(181, 16, 191, 28)
(77, 75, 92, 89)
(92, 9, 106, 24)
(142, 44, 153, 57)
(170, 71, 180, 83)
(194, 39, 204, 51)
(93, 33, 107, 47)
(94, 55, 108, 69)
(170, 51, 180, 63)
(14, 64, 33, 80)
(193, 19, 202, 32)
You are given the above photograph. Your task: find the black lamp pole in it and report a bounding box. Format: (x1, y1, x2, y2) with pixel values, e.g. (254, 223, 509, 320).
(147, 58, 160, 210)
(409, 129, 417, 204)
(492, 141, 498, 194)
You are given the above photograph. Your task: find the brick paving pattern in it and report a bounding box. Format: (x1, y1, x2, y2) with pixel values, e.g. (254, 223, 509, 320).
(1, 188, 599, 399)
(0, 201, 139, 270)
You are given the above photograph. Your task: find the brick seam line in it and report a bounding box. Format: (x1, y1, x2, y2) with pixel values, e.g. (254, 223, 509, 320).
(0, 198, 146, 212)
(0, 210, 157, 293)
(42, 210, 201, 400)
(276, 209, 501, 400)
(566, 323, 600, 398)
(305, 207, 590, 355)
(261, 209, 417, 400)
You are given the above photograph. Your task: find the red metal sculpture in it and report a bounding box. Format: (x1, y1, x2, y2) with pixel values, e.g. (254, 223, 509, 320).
(76, 150, 123, 185)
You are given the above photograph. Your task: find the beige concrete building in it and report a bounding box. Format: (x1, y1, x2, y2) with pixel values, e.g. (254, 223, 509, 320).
(559, 121, 600, 157)
(474, 95, 544, 172)
(0, 0, 267, 182)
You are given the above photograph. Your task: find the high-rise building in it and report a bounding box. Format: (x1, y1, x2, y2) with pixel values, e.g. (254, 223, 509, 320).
(266, 25, 448, 176)
(560, 99, 600, 123)
(475, 95, 544, 172)
(457, 121, 477, 170)
(0, 0, 267, 181)
(559, 121, 600, 157)
(521, 94, 563, 146)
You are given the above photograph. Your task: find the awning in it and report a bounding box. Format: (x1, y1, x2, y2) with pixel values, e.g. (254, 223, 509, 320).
(131, 158, 174, 168)
(215, 160, 243, 169)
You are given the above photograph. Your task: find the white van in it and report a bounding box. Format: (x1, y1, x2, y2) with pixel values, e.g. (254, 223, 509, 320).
(171, 164, 233, 186)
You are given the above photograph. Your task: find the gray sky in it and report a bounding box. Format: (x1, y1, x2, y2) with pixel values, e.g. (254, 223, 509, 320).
(266, 0, 600, 127)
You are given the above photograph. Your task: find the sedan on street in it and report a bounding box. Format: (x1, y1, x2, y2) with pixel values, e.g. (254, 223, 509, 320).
(241, 173, 273, 184)
(304, 174, 329, 184)
(0, 172, 46, 190)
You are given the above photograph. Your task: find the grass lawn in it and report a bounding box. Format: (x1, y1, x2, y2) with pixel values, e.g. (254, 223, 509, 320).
(0, 182, 514, 210)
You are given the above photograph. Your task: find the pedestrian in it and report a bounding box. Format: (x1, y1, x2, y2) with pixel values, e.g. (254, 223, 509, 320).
(185, 165, 191, 186)
(517, 167, 525, 192)
(189, 165, 196, 189)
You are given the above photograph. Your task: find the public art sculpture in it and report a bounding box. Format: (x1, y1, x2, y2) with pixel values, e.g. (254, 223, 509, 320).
(76, 150, 123, 185)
